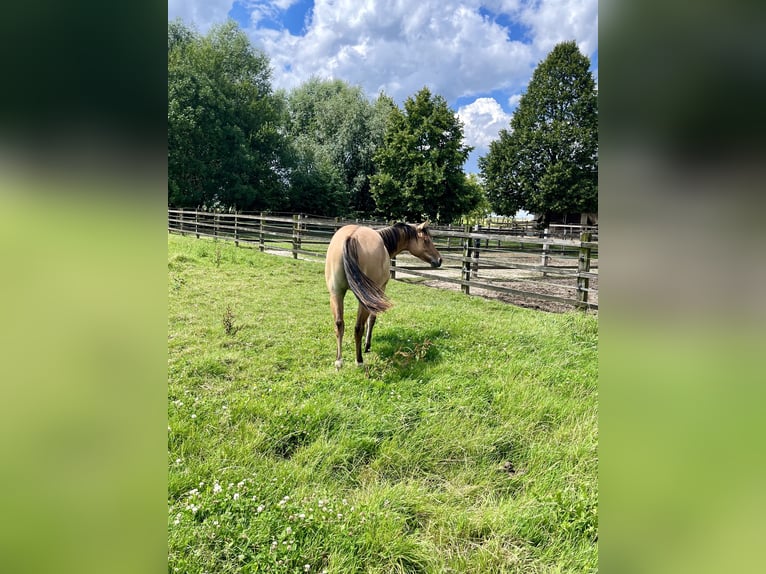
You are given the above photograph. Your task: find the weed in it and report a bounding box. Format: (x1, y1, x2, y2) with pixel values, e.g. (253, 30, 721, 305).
(221, 305, 240, 336)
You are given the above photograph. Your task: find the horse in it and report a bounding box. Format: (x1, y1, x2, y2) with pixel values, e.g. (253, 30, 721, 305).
(325, 222, 442, 369)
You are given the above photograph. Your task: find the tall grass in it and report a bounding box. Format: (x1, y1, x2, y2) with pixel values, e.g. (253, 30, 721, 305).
(168, 234, 597, 573)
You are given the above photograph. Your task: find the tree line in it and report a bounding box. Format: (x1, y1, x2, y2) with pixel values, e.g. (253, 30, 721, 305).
(169, 20, 597, 223)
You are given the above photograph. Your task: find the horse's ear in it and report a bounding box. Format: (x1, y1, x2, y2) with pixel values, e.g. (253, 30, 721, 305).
(417, 221, 430, 230)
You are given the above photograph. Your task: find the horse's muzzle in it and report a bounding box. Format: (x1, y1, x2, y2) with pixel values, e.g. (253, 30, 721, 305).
(431, 258, 442, 268)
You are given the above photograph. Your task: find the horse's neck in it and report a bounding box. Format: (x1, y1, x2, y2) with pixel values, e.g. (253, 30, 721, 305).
(389, 240, 407, 257)
(379, 226, 410, 257)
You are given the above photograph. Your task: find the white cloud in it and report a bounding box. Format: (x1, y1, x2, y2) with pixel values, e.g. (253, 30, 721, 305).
(519, 0, 598, 57)
(457, 97, 512, 150)
(167, 0, 234, 33)
(167, 1, 598, 104)
(246, 1, 537, 102)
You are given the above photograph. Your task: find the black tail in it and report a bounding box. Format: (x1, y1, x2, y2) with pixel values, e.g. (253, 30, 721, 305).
(342, 237, 392, 314)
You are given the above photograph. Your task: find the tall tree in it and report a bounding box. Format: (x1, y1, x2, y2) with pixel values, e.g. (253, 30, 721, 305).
(168, 20, 289, 211)
(285, 79, 392, 216)
(371, 87, 476, 223)
(479, 41, 598, 219)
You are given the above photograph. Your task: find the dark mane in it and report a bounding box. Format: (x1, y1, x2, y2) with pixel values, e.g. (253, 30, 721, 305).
(378, 222, 418, 256)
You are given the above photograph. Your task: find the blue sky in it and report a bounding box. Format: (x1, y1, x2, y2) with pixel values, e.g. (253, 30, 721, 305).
(168, 0, 598, 174)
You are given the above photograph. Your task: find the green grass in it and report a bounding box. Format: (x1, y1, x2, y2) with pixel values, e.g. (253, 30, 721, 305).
(168, 234, 598, 573)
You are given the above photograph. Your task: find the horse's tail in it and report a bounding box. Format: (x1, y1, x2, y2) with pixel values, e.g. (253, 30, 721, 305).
(342, 236, 392, 314)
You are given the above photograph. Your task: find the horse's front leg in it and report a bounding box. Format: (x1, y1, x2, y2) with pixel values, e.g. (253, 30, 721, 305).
(330, 292, 345, 369)
(364, 314, 377, 353)
(354, 304, 371, 366)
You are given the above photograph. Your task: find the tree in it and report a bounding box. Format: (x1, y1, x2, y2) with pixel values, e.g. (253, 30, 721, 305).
(168, 20, 289, 211)
(284, 79, 393, 216)
(371, 87, 476, 223)
(479, 41, 598, 220)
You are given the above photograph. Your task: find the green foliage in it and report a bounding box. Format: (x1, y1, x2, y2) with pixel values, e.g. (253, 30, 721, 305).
(168, 20, 290, 211)
(371, 88, 476, 223)
(168, 234, 598, 573)
(463, 173, 492, 221)
(284, 79, 394, 217)
(480, 41, 598, 218)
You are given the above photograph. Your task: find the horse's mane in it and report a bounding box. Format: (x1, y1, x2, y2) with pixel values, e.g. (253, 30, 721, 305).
(378, 223, 419, 256)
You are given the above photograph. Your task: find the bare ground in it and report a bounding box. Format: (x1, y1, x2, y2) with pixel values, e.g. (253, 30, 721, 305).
(394, 250, 599, 314)
(267, 247, 598, 314)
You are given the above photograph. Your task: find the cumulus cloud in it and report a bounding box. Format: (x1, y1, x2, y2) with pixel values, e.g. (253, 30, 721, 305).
(168, 0, 598, 105)
(458, 97, 512, 149)
(243, 1, 549, 102)
(167, 0, 234, 33)
(519, 0, 598, 57)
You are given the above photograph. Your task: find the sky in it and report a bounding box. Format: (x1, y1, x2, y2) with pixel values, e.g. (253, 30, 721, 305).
(168, 0, 598, 175)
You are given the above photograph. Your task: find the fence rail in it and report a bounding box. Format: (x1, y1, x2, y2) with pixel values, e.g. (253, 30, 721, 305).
(168, 209, 598, 310)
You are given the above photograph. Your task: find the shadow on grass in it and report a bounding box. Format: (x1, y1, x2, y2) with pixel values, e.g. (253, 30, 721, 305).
(366, 328, 447, 381)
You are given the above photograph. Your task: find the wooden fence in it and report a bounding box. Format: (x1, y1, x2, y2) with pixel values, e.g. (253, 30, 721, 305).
(168, 209, 598, 310)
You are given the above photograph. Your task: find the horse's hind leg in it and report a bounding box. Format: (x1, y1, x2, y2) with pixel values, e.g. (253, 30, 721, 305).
(354, 303, 371, 366)
(364, 314, 377, 353)
(330, 292, 345, 369)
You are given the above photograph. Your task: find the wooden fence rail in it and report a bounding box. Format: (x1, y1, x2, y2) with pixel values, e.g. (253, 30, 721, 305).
(168, 209, 598, 310)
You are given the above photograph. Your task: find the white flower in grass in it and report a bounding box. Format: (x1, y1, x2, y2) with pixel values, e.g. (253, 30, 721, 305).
(190, 414, 197, 419)
(285, 527, 292, 535)
(233, 493, 240, 500)
(257, 505, 265, 513)
(304, 565, 311, 571)
(213, 483, 222, 493)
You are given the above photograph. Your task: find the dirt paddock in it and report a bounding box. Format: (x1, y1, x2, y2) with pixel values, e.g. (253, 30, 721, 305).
(394, 249, 598, 313)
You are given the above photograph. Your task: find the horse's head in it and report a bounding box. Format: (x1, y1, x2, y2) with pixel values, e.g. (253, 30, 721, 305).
(408, 221, 442, 268)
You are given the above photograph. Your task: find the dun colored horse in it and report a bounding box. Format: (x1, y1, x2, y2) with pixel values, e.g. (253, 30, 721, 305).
(325, 222, 442, 369)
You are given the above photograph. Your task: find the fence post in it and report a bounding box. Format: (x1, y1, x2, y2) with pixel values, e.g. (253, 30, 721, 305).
(577, 231, 592, 309)
(259, 212, 265, 252)
(471, 224, 481, 278)
(214, 212, 219, 238)
(292, 214, 301, 259)
(541, 227, 550, 277)
(234, 212, 239, 247)
(390, 256, 396, 279)
(195, 210, 199, 239)
(462, 224, 471, 295)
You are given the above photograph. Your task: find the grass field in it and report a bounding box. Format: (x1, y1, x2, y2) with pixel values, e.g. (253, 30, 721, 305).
(168, 233, 598, 573)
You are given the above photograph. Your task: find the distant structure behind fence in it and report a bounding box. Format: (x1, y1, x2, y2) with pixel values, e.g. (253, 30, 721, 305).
(168, 209, 598, 311)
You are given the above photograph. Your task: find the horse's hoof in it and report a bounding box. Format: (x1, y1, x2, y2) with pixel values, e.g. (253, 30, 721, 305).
(356, 361, 364, 367)
(334, 360, 343, 370)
